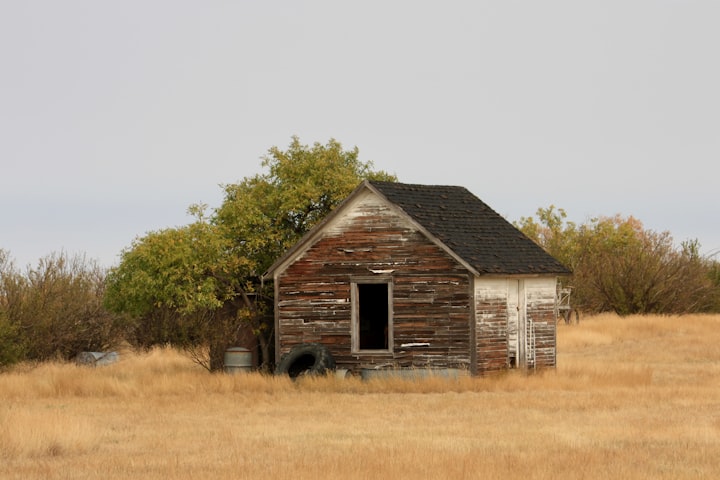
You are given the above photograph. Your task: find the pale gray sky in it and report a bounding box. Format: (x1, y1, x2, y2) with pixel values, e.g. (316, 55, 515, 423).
(2, 1, 719, 268)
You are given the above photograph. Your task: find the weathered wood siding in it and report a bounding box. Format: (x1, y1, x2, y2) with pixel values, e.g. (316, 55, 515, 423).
(275, 191, 472, 373)
(525, 277, 557, 369)
(474, 277, 557, 374)
(392, 273, 471, 370)
(474, 278, 510, 375)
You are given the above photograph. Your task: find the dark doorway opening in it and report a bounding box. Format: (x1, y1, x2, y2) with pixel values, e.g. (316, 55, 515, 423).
(357, 283, 389, 350)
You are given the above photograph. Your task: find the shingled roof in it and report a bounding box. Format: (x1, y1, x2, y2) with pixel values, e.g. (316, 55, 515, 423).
(367, 181, 570, 275)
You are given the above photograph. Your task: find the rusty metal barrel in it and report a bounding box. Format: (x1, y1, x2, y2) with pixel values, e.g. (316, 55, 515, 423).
(223, 347, 252, 374)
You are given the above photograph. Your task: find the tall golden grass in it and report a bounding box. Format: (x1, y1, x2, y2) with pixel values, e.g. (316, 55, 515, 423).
(1, 313, 719, 479)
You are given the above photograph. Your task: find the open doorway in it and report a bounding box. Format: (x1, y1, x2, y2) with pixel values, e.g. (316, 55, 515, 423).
(353, 281, 391, 351)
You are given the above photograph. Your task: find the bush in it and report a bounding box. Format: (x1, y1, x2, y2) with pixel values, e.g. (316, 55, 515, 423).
(0, 251, 129, 365)
(516, 208, 720, 315)
(0, 313, 24, 368)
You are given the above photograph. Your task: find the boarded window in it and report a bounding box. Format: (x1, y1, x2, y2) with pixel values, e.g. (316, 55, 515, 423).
(352, 281, 391, 351)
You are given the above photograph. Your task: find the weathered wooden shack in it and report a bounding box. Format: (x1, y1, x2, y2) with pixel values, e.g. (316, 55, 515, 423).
(263, 181, 570, 376)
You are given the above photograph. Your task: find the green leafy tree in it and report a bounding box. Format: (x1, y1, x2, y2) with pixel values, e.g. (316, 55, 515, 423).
(105, 210, 254, 371)
(214, 136, 396, 273)
(105, 137, 396, 371)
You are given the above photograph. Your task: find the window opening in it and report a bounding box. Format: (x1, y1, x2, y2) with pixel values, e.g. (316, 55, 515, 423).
(357, 283, 390, 350)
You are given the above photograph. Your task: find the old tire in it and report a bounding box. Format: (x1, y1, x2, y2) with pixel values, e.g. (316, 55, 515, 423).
(276, 343, 335, 378)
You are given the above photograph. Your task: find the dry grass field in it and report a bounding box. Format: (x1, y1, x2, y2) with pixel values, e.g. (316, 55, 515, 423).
(1, 313, 719, 479)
